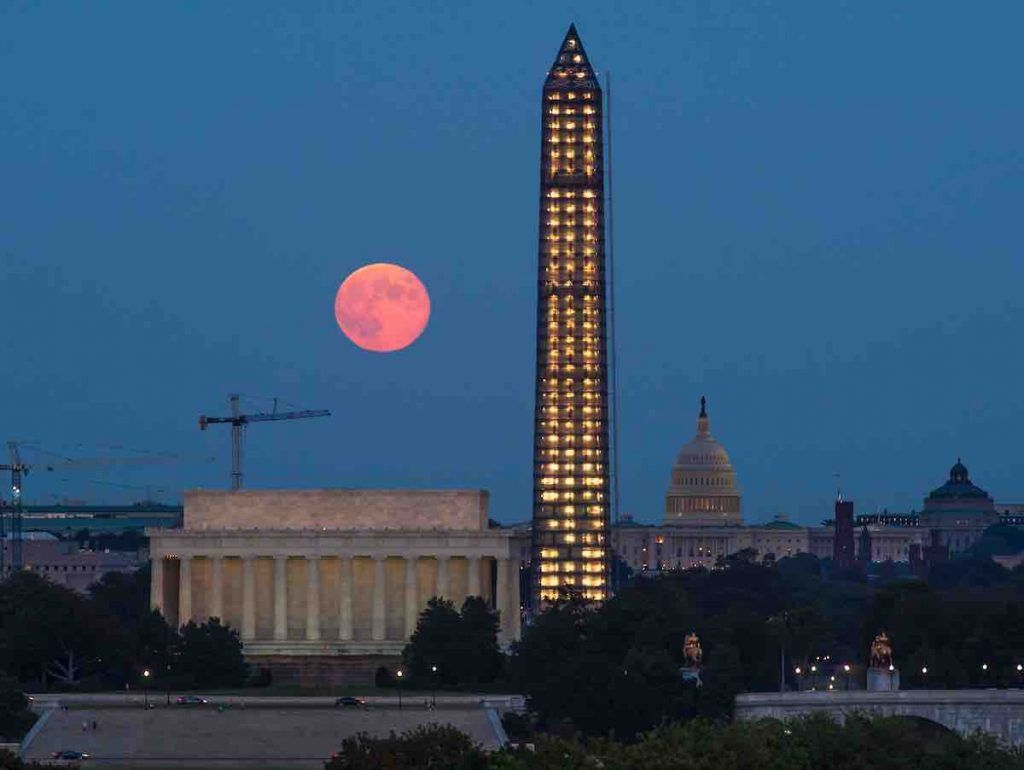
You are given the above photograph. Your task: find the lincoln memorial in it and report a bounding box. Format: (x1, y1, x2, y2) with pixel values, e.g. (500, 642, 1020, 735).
(148, 489, 521, 683)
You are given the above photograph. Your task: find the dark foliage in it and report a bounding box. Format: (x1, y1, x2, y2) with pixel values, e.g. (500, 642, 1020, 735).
(324, 724, 489, 770)
(972, 524, 1024, 559)
(402, 597, 504, 687)
(323, 715, 1024, 769)
(0, 678, 35, 741)
(512, 556, 1024, 737)
(0, 565, 247, 691)
(176, 618, 248, 688)
(88, 565, 150, 627)
(0, 571, 124, 687)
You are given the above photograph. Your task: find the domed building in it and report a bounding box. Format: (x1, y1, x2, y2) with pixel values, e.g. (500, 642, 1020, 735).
(919, 459, 999, 551)
(665, 397, 742, 526)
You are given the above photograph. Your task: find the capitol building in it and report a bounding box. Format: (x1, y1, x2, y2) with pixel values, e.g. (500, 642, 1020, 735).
(602, 398, 1021, 574)
(609, 397, 843, 572)
(664, 397, 742, 527)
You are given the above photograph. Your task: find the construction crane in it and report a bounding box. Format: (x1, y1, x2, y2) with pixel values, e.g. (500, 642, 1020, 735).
(199, 394, 330, 491)
(0, 441, 184, 572)
(0, 441, 29, 574)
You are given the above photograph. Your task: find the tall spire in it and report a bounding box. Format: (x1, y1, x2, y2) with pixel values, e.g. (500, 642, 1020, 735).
(697, 396, 710, 435)
(545, 24, 598, 89)
(531, 24, 610, 606)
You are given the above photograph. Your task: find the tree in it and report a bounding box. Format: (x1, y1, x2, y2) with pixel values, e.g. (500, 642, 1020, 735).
(605, 646, 695, 739)
(0, 678, 35, 741)
(325, 724, 489, 770)
(90, 566, 179, 685)
(0, 571, 124, 686)
(402, 597, 504, 687)
(929, 558, 1010, 590)
(491, 714, 1024, 769)
(88, 564, 150, 627)
(457, 597, 504, 684)
(403, 597, 463, 686)
(177, 618, 247, 688)
(509, 597, 588, 692)
(696, 642, 745, 721)
(972, 524, 1024, 559)
(133, 610, 179, 684)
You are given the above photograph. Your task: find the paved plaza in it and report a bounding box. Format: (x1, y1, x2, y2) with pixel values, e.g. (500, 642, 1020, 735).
(23, 700, 504, 768)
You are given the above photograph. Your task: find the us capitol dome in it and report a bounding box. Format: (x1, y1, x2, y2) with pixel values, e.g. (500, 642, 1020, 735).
(664, 397, 743, 526)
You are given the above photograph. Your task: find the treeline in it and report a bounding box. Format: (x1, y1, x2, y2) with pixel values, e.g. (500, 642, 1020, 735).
(0, 568, 247, 692)
(398, 551, 1024, 739)
(323, 717, 1024, 769)
(510, 553, 1024, 737)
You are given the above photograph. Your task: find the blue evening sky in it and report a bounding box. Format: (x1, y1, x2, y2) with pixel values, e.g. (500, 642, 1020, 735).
(2, 2, 1022, 525)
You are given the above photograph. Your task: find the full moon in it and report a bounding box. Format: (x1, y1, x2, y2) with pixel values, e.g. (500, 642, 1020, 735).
(334, 263, 431, 353)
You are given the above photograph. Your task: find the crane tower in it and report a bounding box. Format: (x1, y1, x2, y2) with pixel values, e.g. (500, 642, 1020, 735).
(199, 394, 330, 490)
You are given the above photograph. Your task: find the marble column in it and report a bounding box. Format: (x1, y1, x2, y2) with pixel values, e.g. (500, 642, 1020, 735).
(241, 557, 255, 641)
(150, 556, 164, 615)
(338, 556, 353, 641)
(273, 556, 288, 641)
(468, 555, 482, 598)
(436, 556, 450, 600)
(404, 557, 418, 638)
(306, 556, 320, 642)
(178, 557, 192, 627)
(371, 557, 386, 641)
(210, 556, 224, 621)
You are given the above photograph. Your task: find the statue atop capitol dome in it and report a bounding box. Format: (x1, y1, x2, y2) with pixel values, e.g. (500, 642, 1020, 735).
(664, 397, 743, 527)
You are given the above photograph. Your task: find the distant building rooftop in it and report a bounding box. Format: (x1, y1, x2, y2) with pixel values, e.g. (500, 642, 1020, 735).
(16, 502, 182, 535)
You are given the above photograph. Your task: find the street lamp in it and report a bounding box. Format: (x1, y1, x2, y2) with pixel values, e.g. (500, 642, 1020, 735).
(430, 665, 438, 708)
(143, 669, 151, 709)
(842, 663, 851, 691)
(396, 669, 403, 711)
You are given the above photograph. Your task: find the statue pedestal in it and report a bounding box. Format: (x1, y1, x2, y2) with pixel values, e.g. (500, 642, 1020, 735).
(867, 667, 900, 692)
(680, 666, 702, 687)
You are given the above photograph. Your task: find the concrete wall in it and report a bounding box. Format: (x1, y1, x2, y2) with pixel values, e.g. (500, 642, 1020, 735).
(736, 690, 1024, 746)
(183, 489, 490, 532)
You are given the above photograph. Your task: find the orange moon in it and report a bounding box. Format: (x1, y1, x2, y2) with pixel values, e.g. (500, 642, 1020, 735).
(334, 263, 431, 352)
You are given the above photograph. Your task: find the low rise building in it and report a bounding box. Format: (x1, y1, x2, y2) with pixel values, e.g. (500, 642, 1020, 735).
(1, 532, 141, 591)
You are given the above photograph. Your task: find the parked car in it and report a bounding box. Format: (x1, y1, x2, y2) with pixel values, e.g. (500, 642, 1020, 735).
(52, 750, 89, 760)
(175, 695, 209, 705)
(334, 696, 367, 708)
